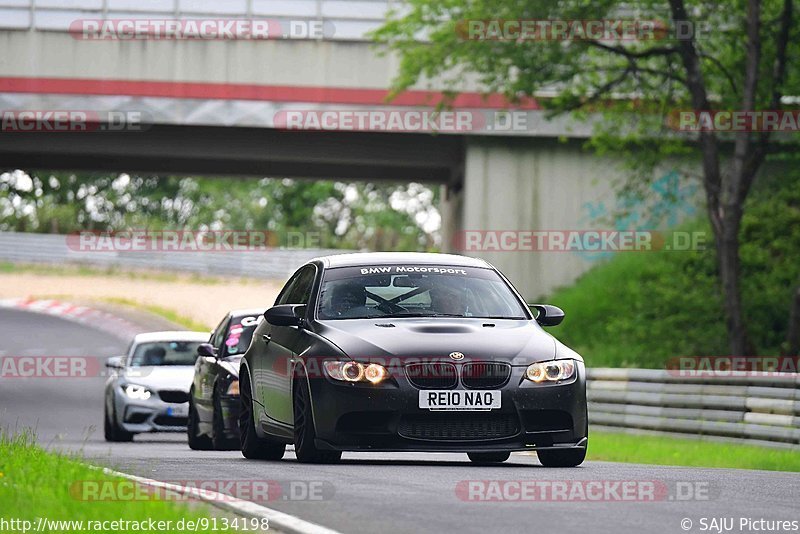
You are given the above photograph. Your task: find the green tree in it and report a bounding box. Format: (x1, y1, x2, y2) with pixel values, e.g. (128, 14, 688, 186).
(0, 170, 441, 250)
(374, 0, 798, 355)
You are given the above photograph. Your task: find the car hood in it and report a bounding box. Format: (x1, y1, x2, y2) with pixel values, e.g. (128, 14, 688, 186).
(315, 318, 557, 365)
(119, 365, 195, 391)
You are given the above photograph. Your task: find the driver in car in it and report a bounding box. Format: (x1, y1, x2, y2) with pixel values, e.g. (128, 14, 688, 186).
(331, 282, 369, 318)
(142, 346, 166, 366)
(429, 285, 466, 316)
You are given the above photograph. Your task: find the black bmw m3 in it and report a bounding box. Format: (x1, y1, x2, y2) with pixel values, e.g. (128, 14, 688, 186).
(240, 252, 588, 466)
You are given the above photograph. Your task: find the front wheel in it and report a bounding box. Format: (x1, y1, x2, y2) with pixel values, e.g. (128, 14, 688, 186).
(104, 397, 133, 443)
(293, 376, 341, 464)
(187, 396, 213, 451)
(537, 445, 586, 467)
(467, 451, 510, 464)
(239, 372, 285, 460)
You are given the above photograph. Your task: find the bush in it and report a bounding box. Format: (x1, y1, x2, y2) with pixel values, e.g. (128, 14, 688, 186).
(546, 176, 800, 368)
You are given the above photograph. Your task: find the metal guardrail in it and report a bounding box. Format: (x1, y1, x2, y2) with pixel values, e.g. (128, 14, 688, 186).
(0, 231, 347, 279)
(587, 368, 800, 449)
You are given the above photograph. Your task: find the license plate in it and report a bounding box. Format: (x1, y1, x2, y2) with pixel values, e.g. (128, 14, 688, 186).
(167, 404, 189, 417)
(418, 390, 501, 411)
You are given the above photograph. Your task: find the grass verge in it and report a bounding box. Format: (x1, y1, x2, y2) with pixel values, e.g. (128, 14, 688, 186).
(0, 261, 231, 285)
(587, 431, 800, 472)
(99, 297, 212, 331)
(23, 294, 213, 332)
(0, 431, 235, 533)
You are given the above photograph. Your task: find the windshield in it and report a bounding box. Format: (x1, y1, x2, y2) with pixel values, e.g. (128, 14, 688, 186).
(128, 341, 203, 367)
(317, 265, 528, 320)
(223, 315, 260, 357)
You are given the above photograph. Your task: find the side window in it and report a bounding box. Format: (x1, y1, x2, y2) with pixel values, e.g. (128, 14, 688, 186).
(210, 317, 229, 351)
(123, 340, 135, 367)
(275, 273, 300, 306)
(284, 266, 316, 305)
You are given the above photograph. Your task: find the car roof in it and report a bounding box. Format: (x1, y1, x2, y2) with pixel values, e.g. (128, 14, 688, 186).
(132, 331, 210, 343)
(313, 252, 492, 269)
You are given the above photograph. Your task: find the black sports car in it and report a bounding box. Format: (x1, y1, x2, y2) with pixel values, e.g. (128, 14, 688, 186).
(188, 309, 262, 450)
(240, 252, 587, 466)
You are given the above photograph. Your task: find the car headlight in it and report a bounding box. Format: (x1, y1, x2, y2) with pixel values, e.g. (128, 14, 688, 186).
(525, 360, 576, 383)
(123, 384, 152, 400)
(226, 380, 240, 396)
(323, 361, 389, 384)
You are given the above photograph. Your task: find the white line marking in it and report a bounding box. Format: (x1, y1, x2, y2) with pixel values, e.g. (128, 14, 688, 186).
(92, 465, 343, 534)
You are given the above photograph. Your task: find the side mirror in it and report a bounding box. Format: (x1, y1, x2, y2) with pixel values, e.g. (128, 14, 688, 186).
(197, 343, 218, 358)
(264, 304, 305, 327)
(106, 356, 124, 369)
(529, 304, 565, 327)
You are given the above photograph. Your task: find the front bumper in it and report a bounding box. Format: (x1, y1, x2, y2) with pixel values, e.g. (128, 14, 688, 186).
(306, 361, 588, 452)
(114, 390, 190, 433)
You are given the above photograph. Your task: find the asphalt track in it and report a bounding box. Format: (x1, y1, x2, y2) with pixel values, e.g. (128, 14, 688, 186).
(1, 307, 798, 534)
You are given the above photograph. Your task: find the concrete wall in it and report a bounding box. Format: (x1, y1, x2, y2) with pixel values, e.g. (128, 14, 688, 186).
(448, 137, 705, 300)
(455, 137, 618, 299)
(0, 31, 400, 88)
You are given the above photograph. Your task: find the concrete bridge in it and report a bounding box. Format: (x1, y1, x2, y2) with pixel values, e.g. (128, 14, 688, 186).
(0, 0, 695, 297)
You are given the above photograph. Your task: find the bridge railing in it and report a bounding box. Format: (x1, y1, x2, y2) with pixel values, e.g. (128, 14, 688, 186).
(0, 0, 400, 41)
(587, 368, 800, 449)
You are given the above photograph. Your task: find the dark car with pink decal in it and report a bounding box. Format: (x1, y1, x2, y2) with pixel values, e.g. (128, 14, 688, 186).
(187, 309, 262, 450)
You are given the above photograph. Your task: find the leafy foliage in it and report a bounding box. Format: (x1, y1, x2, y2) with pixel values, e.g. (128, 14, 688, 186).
(0, 170, 441, 251)
(547, 174, 800, 367)
(373, 0, 800, 354)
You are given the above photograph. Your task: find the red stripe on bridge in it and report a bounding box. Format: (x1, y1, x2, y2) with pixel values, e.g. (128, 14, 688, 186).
(0, 76, 540, 110)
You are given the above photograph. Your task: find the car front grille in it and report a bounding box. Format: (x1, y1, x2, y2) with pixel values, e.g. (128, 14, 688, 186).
(461, 362, 512, 389)
(158, 390, 189, 404)
(398, 413, 520, 441)
(405, 361, 512, 389)
(405, 362, 458, 389)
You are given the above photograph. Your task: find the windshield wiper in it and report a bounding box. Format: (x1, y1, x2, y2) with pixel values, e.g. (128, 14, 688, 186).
(376, 312, 466, 318)
(475, 315, 526, 319)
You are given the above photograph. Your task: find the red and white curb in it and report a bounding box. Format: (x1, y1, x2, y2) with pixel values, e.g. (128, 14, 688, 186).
(0, 298, 141, 341)
(93, 466, 342, 534)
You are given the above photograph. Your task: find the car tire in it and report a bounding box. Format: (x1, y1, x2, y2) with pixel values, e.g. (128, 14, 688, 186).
(467, 452, 511, 464)
(104, 397, 133, 443)
(239, 372, 286, 460)
(212, 389, 239, 451)
(536, 445, 587, 467)
(293, 375, 341, 464)
(187, 396, 213, 451)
